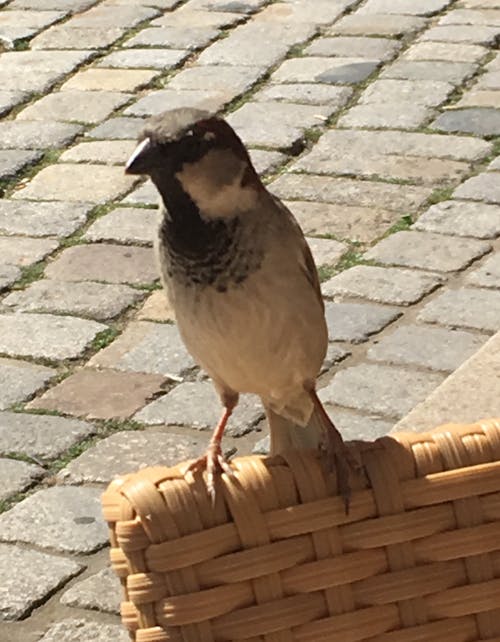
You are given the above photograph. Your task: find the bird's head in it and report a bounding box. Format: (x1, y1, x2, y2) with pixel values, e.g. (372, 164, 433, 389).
(125, 108, 262, 218)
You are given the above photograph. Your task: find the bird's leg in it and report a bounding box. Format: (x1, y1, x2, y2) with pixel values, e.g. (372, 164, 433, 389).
(309, 389, 358, 512)
(186, 397, 236, 500)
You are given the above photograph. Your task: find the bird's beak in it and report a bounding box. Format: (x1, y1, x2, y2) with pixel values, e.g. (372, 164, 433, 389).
(125, 137, 156, 175)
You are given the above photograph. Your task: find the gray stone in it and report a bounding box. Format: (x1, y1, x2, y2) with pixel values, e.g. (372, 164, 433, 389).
(12, 164, 137, 203)
(439, 7, 500, 25)
(358, 0, 451, 15)
(0, 9, 65, 28)
(403, 41, 488, 61)
(3, 280, 143, 321)
(304, 36, 400, 61)
(432, 108, 500, 135)
(84, 207, 156, 244)
(396, 330, 500, 431)
(0, 486, 108, 553)
(97, 48, 189, 69)
(272, 57, 380, 84)
(420, 25, 500, 44)
(0, 150, 41, 180)
(466, 252, 500, 288)
(271, 174, 431, 213)
(124, 88, 230, 117)
(60, 567, 120, 615)
(324, 301, 401, 343)
(121, 180, 157, 206)
(58, 430, 207, 484)
(0, 265, 21, 291)
(39, 619, 129, 642)
(0, 458, 44, 501)
(253, 0, 348, 24)
(322, 265, 443, 306)
(17, 90, 132, 125)
(454, 172, 500, 203)
(89, 321, 195, 379)
(135, 381, 263, 435)
(418, 287, 500, 331)
(67, 4, 158, 27)
(322, 344, 351, 371)
(330, 13, 427, 36)
(31, 25, 124, 50)
(321, 410, 394, 442)
(338, 103, 431, 129)
(307, 237, 347, 268)
(0, 90, 27, 117)
(249, 150, 286, 176)
(0, 201, 92, 238)
(489, 156, 500, 169)
(360, 79, 453, 106)
(319, 364, 445, 419)
(44, 244, 157, 285)
(476, 71, 500, 89)
(253, 83, 353, 107)
(456, 90, 500, 108)
(0, 313, 107, 360)
(0, 121, 82, 150)
(126, 25, 219, 50)
(368, 324, 487, 371)
(380, 60, 477, 83)
(0, 236, 58, 267)
(87, 116, 142, 140)
(9, 0, 98, 9)
(413, 200, 500, 239)
(168, 64, 264, 95)
(0, 358, 55, 410)
(60, 139, 136, 165)
(253, 435, 270, 454)
(151, 7, 242, 27)
(365, 231, 491, 272)
(0, 544, 82, 621)
(0, 411, 95, 460)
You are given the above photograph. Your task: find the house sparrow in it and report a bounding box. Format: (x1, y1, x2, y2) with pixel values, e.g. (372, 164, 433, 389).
(126, 108, 355, 506)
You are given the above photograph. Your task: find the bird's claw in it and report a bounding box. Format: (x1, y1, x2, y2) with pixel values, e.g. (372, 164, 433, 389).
(186, 441, 234, 502)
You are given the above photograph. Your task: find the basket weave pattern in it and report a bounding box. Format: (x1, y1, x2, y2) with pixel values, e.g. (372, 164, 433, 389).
(102, 419, 500, 642)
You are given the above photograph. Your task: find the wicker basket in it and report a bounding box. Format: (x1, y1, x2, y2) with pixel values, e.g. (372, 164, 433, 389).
(102, 419, 500, 642)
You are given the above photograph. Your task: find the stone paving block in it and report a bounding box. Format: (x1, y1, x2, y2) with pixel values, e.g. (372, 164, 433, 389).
(60, 139, 136, 165)
(38, 619, 129, 642)
(413, 200, 500, 238)
(456, 90, 500, 108)
(0, 458, 44, 501)
(0, 9, 65, 29)
(9, 0, 98, 9)
(367, 324, 487, 371)
(314, 410, 395, 442)
(365, 231, 491, 272)
(135, 381, 263, 435)
(0, 237, 58, 267)
(322, 265, 443, 305)
(249, 149, 286, 176)
(306, 237, 347, 267)
(68, 4, 158, 27)
(0, 200, 92, 238)
(418, 287, 500, 331)
(45, 244, 157, 284)
(4, 280, 143, 321)
(84, 207, 156, 244)
(476, 70, 500, 89)
(253, 83, 352, 107)
(403, 41, 487, 61)
(489, 156, 500, 169)
(125, 88, 230, 117)
(272, 57, 380, 85)
(0, 121, 82, 150)
(439, 7, 500, 24)
(304, 36, 400, 61)
(0, 486, 108, 553)
(0, 90, 27, 118)
(197, 21, 315, 67)
(254, 0, 347, 25)
(0, 265, 21, 291)
(360, 79, 453, 106)
(136, 290, 174, 322)
(58, 430, 207, 484)
(380, 60, 476, 83)
(61, 68, 157, 92)
(0, 313, 107, 361)
(87, 115, 143, 139)
(12, 164, 137, 203)
(432, 107, 500, 135)
(338, 103, 431, 129)
(324, 301, 401, 343)
(17, 90, 131, 124)
(454, 172, 500, 203)
(151, 8, 242, 27)
(358, 0, 451, 15)
(29, 368, 166, 420)
(420, 24, 500, 43)
(0, 150, 41, 180)
(323, 344, 351, 371)
(227, 102, 331, 149)
(466, 253, 500, 288)
(318, 363, 445, 419)
(271, 173, 431, 213)
(89, 321, 195, 378)
(97, 48, 188, 70)
(31, 25, 124, 50)
(169, 64, 264, 95)
(60, 567, 120, 614)
(0, 411, 95, 460)
(121, 180, 157, 206)
(0, 358, 55, 410)
(0, 544, 82, 621)
(330, 13, 427, 36)
(126, 25, 219, 50)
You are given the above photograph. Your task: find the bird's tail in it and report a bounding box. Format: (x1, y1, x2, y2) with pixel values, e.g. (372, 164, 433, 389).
(265, 404, 324, 455)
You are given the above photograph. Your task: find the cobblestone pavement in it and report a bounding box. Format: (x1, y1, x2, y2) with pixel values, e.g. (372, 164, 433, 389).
(0, 0, 499, 638)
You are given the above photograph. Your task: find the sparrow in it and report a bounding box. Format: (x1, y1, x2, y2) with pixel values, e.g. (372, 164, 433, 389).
(125, 108, 355, 506)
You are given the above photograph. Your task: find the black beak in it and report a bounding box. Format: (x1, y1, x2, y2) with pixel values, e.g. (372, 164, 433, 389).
(125, 137, 161, 175)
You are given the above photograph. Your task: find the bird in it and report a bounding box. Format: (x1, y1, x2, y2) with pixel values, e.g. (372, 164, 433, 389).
(125, 107, 356, 507)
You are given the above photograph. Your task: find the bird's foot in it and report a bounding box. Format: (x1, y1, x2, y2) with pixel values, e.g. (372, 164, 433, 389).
(186, 440, 234, 502)
(324, 422, 360, 514)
